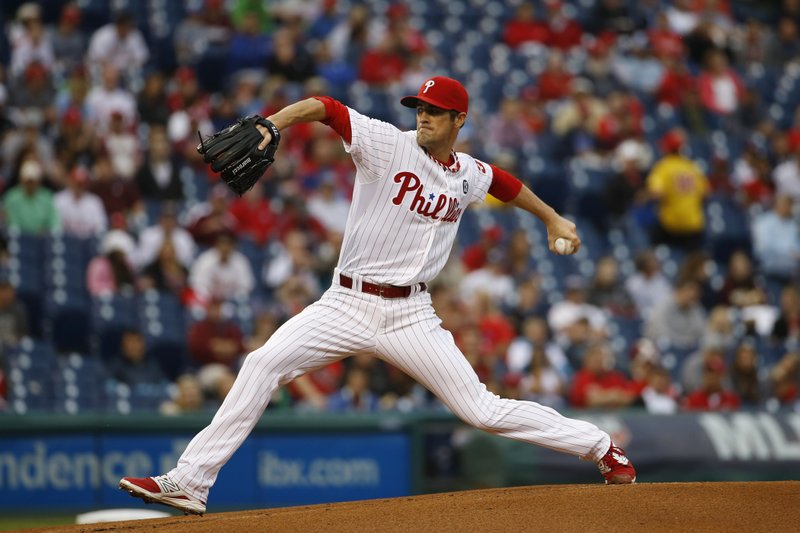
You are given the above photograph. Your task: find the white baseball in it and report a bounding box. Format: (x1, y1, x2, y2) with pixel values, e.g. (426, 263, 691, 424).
(555, 238, 573, 255)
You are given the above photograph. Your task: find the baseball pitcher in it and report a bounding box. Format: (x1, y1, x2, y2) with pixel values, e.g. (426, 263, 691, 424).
(120, 76, 636, 515)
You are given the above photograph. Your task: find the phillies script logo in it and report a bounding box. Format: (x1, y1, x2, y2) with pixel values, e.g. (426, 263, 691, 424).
(391, 172, 462, 222)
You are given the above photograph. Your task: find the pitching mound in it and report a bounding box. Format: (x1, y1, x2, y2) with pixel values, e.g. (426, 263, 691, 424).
(38, 481, 799, 532)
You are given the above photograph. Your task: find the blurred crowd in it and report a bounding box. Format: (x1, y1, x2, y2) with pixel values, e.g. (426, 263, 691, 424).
(0, 0, 799, 416)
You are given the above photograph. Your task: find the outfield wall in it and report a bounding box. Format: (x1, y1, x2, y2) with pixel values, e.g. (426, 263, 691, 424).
(0, 411, 798, 510)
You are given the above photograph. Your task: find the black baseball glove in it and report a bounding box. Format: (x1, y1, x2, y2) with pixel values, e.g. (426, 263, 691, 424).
(196, 115, 281, 196)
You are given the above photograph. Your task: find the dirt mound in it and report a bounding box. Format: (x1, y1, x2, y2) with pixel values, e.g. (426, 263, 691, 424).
(37, 481, 799, 532)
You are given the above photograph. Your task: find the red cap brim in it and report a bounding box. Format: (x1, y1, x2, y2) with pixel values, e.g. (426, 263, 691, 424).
(401, 95, 458, 112)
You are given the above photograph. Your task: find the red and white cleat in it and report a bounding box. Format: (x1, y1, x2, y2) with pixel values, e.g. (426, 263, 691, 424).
(597, 443, 637, 484)
(119, 475, 206, 516)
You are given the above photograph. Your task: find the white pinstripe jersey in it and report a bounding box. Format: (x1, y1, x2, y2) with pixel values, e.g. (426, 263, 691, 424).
(336, 107, 494, 286)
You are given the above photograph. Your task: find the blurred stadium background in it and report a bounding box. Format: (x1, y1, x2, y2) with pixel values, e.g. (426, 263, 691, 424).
(1, 0, 799, 527)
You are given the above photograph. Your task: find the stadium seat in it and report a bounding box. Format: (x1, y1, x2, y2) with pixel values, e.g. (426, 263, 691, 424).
(90, 294, 140, 359)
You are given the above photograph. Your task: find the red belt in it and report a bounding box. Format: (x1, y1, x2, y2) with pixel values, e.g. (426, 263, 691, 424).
(339, 274, 426, 299)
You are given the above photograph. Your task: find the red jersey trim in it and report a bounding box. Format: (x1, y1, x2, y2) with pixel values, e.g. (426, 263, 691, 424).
(488, 164, 523, 202)
(313, 96, 352, 144)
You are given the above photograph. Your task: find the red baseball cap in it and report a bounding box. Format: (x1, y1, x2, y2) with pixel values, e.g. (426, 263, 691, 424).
(401, 76, 469, 114)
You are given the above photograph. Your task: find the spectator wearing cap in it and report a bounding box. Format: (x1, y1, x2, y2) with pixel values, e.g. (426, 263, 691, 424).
(682, 354, 741, 411)
(54, 165, 108, 238)
(647, 128, 709, 250)
(86, 9, 149, 80)
(604, 139, 652, 222)
(189, 231, 255, 302)
(502, 3, 550, 50)
(8, 60, 56, 122)
(50, 3, 86, 80)
(134, 126, 185, 202)
(98, 213, 137, 267)
(645, 278, 707, 350)
(2, 159, 59, 234)
(8, 2, 54, 80)
(134, 204, 196, 271)
(54, 107, 93, 174)
(544, 0, 584, 50)
(569, 341, 635, 409)
(681, 338, 726, 394)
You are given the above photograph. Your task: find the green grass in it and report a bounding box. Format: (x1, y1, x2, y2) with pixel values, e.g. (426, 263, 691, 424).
(0, 515, 75, 531)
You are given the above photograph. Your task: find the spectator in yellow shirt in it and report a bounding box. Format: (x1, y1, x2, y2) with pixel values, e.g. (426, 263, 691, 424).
(647, 129, 709, 250)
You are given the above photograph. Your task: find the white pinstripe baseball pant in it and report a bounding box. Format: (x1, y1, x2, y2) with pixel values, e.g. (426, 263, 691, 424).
(169, 279, 611, 501)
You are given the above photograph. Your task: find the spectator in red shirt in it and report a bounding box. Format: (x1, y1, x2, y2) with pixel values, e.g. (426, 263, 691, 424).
(358, 35, 406, 86)
(595, 91, 643, 152)
(503, 3, 550, 49)
(649, 12, 684, 59)
(656, 56, 694, 108)
(186, 185, 237, 247)
(228, 182, 276, 246)
(535, 51, 574, 102)
(462, 225, 503, 272)
(569, 342, 636, 408)
(682, 355, 741, 411)
(545, 0, 584, 50)
(187, 298, 246, 369)
(697, 49, 745, 117)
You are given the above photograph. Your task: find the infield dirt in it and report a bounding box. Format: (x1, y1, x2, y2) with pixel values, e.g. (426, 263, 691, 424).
(33, 481, 800, 532)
